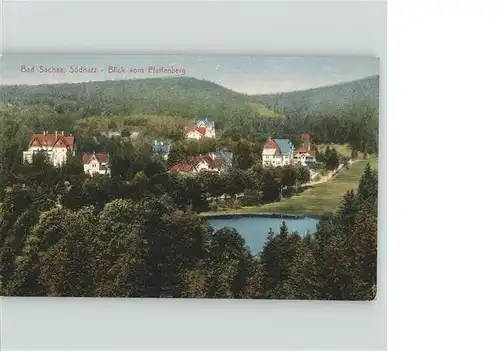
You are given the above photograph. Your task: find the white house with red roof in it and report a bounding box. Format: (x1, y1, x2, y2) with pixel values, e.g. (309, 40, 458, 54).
(168, 152, 228, 174)
(23, 131, 75, 167)
(262, 137, 295, 167)
(184, 118, 216, 139)
(184, 126, 207, 140)
(197, 118, 216, 138)
(294, 144, 317, 166)
(82, 152, 111, 176)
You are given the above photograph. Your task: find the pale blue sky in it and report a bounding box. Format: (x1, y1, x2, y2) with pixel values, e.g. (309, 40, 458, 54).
(1, 54, 378, 95)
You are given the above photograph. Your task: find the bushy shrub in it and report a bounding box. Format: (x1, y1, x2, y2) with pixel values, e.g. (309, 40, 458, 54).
(230, 199, 242, 209)
(240, 189, 261, 206)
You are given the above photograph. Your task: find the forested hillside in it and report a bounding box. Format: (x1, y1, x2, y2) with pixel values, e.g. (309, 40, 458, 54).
(251, 75, 379, 117)
(0, 75, 378, 121)
(0, 77, 277, 121)
(0, 75, 379, 155)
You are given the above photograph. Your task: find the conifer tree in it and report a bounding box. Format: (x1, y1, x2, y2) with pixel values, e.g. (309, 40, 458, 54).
(288, 239, 320, 299)
(207, 228, 252, 298)
(355, 163, 378, 216)
(7, 207, 70, 296)
(39, 208, 95, 296)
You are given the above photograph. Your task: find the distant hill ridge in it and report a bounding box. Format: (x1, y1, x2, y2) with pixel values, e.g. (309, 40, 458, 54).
(250, 75, 379, 115)
(0, 75, 379, 120)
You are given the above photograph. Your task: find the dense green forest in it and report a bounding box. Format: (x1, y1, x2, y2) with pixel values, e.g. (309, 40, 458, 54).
(0, 76, 379, 154)
(0, 75, 378, 120)
(251, 75, 379, 115)
(0, 75, 379, 299)
(0, 77, 273, 120)
(0, 153, 377, 299)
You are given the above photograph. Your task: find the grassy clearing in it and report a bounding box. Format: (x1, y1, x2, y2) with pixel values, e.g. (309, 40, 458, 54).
(247, 103, 282, 117)
(225, 158, 378, 216)
(317, 143, 353, 158)
(317, 143, 377, 159)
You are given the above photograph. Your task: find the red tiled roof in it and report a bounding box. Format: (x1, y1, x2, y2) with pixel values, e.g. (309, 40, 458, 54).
(263, 138, 280, 156)
(169, 154, 225, 173)
(82, 152, 110, 164)
(184, 126, 207, 136)
(168, 163, 195, 173)
(192, 155, 222, 170)
(29, 132, 75, 150)
(295, 146, 316, 156)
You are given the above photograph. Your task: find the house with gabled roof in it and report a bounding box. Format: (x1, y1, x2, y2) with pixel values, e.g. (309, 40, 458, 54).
(168, 154, 227, 175)
(23, 131, 76, 167)
(262, 137, 295, 167)
(152, 140, 171, 160)
(294, 144, 317, 167)
(168, 162, 195, 174)
(82, 152, 111, 177)
(184, 118, 216, 139)
(197, 118, 215, 129)
(184, 126, 207, 140)
(208, 149, 233, 166)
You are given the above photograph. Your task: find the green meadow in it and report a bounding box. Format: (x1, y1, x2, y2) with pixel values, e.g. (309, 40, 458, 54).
(229, 158, 378, 216)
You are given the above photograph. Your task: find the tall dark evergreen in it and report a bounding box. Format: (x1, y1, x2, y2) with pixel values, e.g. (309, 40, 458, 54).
(356, 163, 378, 215)
(207, 228, 252, 298)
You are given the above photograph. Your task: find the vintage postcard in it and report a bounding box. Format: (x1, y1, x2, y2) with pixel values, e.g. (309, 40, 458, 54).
(0, 54, 379, 299)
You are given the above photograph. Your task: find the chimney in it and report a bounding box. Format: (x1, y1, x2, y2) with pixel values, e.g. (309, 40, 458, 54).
(61, 131, 64, 136)
(55, 131, 58, 138)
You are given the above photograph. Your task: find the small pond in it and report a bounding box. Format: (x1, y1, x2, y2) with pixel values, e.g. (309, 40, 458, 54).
(205, 214, 319, 254)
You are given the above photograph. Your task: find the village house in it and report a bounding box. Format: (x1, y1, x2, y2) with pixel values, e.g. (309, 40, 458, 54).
(152, 140, 171, 160)
(184, 118, 216, 139)
(23, 131, 75, 167)
(197, 118, 216, 138)
(168, 150, 231, 175)
(294, 134, 316, 167)
(82, 152, 111, 177)
(184, 126, 207, 140)
(168, 156, 219, 174)
(262, 137, 295, 167)
(294, 144, 317, 167)
(208, 149, 233, 166)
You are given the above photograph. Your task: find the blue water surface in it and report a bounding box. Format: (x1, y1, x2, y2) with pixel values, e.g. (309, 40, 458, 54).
(206, 216, 319, 254)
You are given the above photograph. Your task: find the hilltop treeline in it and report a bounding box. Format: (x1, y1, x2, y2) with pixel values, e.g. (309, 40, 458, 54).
(252, 75, 379, 115)
(0, 77, 257, 119)
(0, 149, 377, 299)
(1, 76, 379, 154)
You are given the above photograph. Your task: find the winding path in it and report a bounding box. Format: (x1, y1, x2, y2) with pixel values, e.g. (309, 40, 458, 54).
(300, 159, 363, 187)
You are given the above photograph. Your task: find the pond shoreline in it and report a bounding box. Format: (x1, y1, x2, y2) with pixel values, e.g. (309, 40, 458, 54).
(199, 212, 327, 220)
(204, 214, 321, 254)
